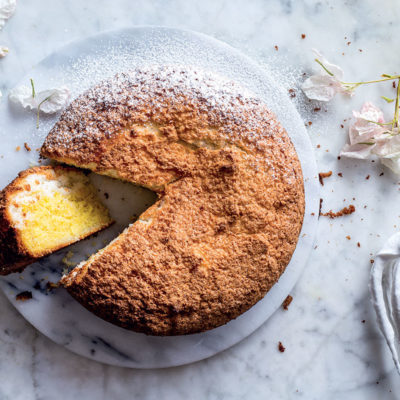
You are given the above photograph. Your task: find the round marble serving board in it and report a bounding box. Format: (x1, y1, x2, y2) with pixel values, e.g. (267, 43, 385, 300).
(0, 27, 319, 368)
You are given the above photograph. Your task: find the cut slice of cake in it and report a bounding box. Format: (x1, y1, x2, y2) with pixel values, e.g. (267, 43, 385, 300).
(0, 165, 113, 275)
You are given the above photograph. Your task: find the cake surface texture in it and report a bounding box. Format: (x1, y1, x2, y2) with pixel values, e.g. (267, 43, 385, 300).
(0, 165, 113, 275)
(41, 66, 305, 335)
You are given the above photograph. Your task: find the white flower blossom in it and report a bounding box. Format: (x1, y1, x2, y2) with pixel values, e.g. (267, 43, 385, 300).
(301, 49, 351, 101)
(340, 102, 400, 174)
(0, 0, 16, 30)
(9, 84, 70, 113)
(0, 45, 8, 57)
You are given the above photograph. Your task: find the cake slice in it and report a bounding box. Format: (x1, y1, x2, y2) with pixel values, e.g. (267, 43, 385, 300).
(0, 165, 113, 275)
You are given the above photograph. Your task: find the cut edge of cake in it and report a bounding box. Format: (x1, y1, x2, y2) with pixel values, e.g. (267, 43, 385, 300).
(0, 165, 113, 275)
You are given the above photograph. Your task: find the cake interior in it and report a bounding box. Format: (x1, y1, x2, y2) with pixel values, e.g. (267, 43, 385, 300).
(7, 169, 112, 257)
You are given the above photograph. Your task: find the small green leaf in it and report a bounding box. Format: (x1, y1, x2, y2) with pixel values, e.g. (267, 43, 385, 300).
(358, 142, 375, 145)
(382, 96, 394, 103)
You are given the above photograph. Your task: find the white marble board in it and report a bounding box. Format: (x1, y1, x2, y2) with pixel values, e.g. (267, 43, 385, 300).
(0, 27, 319, 368)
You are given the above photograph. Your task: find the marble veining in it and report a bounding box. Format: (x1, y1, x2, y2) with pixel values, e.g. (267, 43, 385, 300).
(0, 0, 400, 399)
(0, 26, 320, 369)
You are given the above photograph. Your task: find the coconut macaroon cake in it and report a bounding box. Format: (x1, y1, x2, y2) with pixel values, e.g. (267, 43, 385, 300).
(0, 166, 113, 275)
(41, 66, 305, 336)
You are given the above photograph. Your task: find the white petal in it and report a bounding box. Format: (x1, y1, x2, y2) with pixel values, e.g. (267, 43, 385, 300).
(9, 84, 70, 113)
(0, 0, 16, 30)
(373, 135, 400, 158)
(381, 157, 400, 175)
(301, 75, 342, 101)
(0, 45, 8, 57)
(347, 102, 386, 145)
(312, 48, 344, 80)
(340, 143, 376, 159)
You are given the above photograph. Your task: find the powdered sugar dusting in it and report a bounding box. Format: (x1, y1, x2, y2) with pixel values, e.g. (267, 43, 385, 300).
(43, 65, 301, 184)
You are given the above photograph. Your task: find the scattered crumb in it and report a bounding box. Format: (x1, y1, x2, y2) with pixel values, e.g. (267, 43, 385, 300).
(319, 171, 332, 186)
(337, 156, 341, 160)
(317, 144, 321, 148)
(24, 142, 31, 152)
(319, 198, 323, 216)
(362, 320, 366, 323)
(338, 172, 343, 177)
(346, 235, 351, 240)
(321, 204, 356, 219)
(393, 81, 396, 89)
(288, 88, 296, 98)
(46, 281, 59, 291)
(379, 172, 384, 176)
(308, 121, 312, 126)
(340, 124, 344, 128)
(104, 192, 109, 199)
(370, 259, 374, 264)
(366, 175, 370, 180)
(301, 34, 306, 39)
(357, 242, 361, 247)
(62, 251, 75, 267)
(15, 146, 21, 152)
(278, 342, 286, 353)
(282, 295, 293, 310)
(16, 291, 32, 301)
(311, 212, 315, 216)
(313, 107, 321, 112)
(274, 45, 279, 51)
(359, 49, 363, 52)
(347, 41, 351, 45)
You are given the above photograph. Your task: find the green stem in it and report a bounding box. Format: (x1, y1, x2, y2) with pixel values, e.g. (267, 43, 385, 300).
(30, 78, 35, 98)
(315, 58, 334, 76)
(342, 76, 400, 86)
(36, 95, 52, 129)
(392, 78, 400, 132)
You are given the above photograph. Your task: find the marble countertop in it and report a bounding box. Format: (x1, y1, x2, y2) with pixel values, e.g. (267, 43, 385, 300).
(1, 0, 400, 399)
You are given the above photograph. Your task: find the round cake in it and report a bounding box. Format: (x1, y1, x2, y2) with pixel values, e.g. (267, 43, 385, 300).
(40, 66, 305, 335)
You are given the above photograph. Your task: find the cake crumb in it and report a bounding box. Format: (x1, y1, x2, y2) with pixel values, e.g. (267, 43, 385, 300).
(62, 251, 75, 267)
(278, 342, 286, 352)
(274, 45, 279, 51)
(313, 107, 321, 112)
(288, 88, 296, 98)
(46, 281, 59, 291)
(15, 146, 21, 152)
(321, 204, 355, 219)
(370, 259, 374, 264)
(301, 34, 306, 39)
(346, 235, 351, 240)
(16, 291, 32, 301)
(338, 172, 343, 177)
(366, 175, 370, 180)
(319, 171, 332, 186)
(24, 142, 31, 152)
(357, 242, 361, 247)
(282, 295, 293, 310)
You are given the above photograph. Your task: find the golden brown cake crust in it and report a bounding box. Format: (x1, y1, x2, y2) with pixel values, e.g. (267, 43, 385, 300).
(42, 66, 305, 335)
